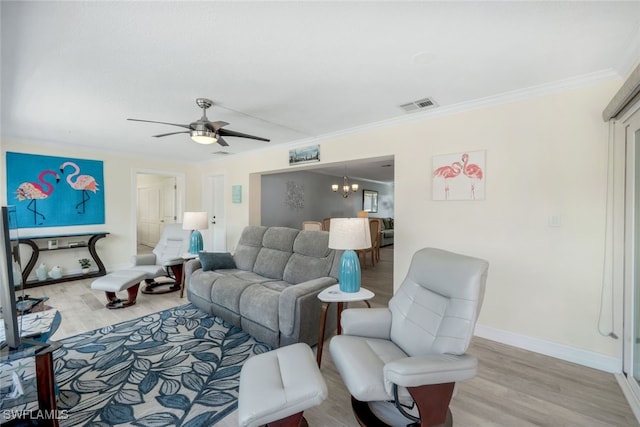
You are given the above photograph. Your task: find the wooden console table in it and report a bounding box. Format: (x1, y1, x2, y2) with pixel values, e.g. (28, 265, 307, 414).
(19, 232, 109, 288)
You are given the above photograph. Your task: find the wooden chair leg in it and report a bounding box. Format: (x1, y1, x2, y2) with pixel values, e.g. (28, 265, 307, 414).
(408, 382, 455, 427)
(266, 411, 305, 427)
(125, 283, 140, 306)
(350, 383, 455, 427)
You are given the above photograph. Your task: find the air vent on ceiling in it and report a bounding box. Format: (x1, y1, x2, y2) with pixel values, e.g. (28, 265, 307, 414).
(399, 97, 438, 113)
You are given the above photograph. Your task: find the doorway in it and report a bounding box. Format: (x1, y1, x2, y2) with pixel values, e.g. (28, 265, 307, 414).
(133, 171, 185, 254)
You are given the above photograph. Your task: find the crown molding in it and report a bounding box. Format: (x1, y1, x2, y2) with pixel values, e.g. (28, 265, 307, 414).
(216, 69, 621, 166)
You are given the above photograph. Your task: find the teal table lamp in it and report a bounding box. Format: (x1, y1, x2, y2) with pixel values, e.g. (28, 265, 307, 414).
(328, 218, 371, 293)
(182, 211, 208, 254)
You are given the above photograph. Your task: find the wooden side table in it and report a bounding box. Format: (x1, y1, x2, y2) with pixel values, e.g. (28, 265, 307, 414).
(316, 284, 374, 367)
(179, 253, 198, 298)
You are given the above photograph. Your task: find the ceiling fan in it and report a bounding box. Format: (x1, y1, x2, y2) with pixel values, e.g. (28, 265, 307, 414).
(127, 98, 270, 147)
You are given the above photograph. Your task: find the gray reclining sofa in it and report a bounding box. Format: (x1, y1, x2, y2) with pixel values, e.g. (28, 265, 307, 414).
(185, 226, 339, 348)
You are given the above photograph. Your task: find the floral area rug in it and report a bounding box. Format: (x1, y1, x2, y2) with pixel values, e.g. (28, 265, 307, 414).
(53, 304, 270, 426)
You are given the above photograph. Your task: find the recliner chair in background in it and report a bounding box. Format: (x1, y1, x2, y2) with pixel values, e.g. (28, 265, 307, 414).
(130, 223, 191, 294)
(330, 247, 489, 426)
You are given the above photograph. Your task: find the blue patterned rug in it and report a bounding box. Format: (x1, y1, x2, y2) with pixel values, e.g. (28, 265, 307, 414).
(53, 304, 270, 427)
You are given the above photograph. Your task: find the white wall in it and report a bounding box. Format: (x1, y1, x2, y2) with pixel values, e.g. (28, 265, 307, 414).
(1, 78, 623, 372)
(192, 79, 622, 370)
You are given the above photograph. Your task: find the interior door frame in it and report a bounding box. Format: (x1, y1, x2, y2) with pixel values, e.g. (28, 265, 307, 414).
(613, 100, 640, 420)
(130, 169, 186, 256)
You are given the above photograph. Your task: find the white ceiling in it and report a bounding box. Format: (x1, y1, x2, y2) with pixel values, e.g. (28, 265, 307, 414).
(2, 1, 639, 182)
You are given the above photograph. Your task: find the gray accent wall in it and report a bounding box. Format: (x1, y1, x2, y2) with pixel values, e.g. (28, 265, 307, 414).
(261, 171, 394, 228)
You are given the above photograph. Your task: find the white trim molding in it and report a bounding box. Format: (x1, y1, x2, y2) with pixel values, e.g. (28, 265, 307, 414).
(475, 324, 621, 374)
(616, 374, 640, 422)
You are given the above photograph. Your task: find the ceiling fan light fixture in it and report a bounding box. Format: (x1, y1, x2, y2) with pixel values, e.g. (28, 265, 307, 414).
(190, 130, 218, 145)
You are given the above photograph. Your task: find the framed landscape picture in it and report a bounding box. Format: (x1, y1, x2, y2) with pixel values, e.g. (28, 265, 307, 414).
(289, 145, 320, 165)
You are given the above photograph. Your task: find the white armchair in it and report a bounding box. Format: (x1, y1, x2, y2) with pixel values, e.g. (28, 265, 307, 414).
(130, 223, 191, 294)
(330, 247, 489, 426)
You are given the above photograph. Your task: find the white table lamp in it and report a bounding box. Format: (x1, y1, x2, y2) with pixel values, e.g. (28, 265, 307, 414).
(328, 218, 371, 292)
(182, 212, 208, 254)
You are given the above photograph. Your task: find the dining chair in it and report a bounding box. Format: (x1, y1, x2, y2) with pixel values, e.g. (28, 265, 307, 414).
(302, 221, 323, 231)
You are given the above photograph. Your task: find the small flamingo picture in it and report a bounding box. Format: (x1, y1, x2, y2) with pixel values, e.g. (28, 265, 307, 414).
(432, 150, 486, 201)
(15, 170, 60, 224)
(60, 161, 100, 213)
(433, 161, 462, 200)
(461, 152, 484, 200)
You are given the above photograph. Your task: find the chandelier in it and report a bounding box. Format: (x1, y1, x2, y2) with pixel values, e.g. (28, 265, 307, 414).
(332, 176, 359, 198)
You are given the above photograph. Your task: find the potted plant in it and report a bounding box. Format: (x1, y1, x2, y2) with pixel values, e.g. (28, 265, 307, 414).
(79, 258, 91, 274)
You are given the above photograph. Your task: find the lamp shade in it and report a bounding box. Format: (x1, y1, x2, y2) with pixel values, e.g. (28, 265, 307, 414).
(328, 218, 371, 250)
(328, 218, 371, 293)
(182, 212, 208, 231)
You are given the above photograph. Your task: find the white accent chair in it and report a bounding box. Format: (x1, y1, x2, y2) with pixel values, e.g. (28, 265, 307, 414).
(330, 247, 489, 426)
(130, 223, 191, 294)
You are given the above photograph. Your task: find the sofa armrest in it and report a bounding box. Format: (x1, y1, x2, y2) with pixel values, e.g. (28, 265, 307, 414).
(184, 259, 202, 288)
(279, 277, 337, 337)
(383, 354, 477, 392)
(131, 253, 157, 266)
(341, 308, 392, 339)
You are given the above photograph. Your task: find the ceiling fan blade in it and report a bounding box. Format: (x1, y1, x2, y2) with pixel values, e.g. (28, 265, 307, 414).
(216, 136, 229, 146)
(153, 131, 190, 138)
(218, 128, 270, 142)
(205, 121, 229, 131)
(127, 118, 192, 130)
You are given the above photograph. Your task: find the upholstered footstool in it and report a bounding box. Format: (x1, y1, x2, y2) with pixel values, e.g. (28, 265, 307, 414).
(91, 270, 146, 309)
(238, 343, 328, 427)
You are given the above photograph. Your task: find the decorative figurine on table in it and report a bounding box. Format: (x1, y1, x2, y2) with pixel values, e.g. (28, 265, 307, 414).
(36, 263, 47, 281)
(48, 265, 62, 279)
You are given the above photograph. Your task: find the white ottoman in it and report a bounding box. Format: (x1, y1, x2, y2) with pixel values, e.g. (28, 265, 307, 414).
(91, 270, 146, 309)
(238, 343, 328, 427)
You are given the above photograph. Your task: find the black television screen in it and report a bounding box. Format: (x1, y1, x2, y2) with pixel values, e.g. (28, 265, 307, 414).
(0, 206, 24, 349)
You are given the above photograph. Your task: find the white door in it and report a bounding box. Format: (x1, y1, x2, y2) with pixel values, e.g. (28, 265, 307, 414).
(206, 175, 226, 252)
(137, 186, 161, 247)
(160, 176, 177, 229)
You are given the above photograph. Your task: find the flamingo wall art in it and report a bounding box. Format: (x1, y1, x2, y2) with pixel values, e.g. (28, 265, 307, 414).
(15, 169, 60, 225)
(60, 161, 100, 214)
(6, 152, 105, 227)
(432, 150, 486, 201)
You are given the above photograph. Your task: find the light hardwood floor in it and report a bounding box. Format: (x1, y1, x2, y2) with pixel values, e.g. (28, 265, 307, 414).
(24, 246, 638, 426)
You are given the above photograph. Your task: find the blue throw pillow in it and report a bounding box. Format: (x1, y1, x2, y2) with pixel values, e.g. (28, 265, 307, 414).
(199, 252, 236, 271)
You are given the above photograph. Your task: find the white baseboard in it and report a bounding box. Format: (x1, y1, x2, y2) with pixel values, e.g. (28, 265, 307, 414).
(474, 324, 621, 373)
